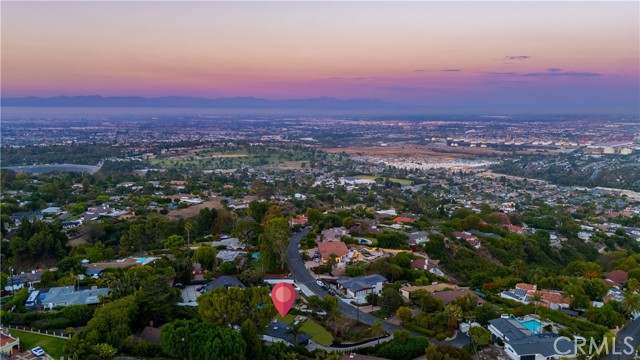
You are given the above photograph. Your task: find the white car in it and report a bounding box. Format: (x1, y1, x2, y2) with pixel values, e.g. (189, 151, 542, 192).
(316, 280, 324, 287)
(31, 346, 45, 356)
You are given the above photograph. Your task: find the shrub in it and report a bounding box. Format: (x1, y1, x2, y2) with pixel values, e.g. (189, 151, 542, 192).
(121, 335, 163, 357)
(32, 317, 73, 330)
(60, 304, 94, 326)
(375, 335, 430, 360)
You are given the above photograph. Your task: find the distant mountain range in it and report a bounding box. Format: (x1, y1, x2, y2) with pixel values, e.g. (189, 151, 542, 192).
(1, 95, 404, 110)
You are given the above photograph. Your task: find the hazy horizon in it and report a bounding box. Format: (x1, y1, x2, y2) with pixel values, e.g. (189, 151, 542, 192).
(2, 1, 639, 114)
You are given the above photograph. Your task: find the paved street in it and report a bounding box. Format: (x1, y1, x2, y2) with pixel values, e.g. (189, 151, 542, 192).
(602, 317, 640, 360)
(287, 228, 404, 334)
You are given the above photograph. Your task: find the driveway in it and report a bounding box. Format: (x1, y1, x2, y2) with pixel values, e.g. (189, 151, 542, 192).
(181, 285, 202, 302)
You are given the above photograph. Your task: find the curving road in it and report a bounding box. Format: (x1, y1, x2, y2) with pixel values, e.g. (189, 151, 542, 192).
(287, 228, 404, 334)
(602, 317, 640, 360)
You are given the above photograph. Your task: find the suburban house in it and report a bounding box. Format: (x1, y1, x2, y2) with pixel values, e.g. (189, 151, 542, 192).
(400, 283, 459, 299)
(35, 286, 110, 308)
(488, 316, 575, 360)
(336, 274, 387, 299)
(289, 215, 308, 227)
(407, 231, 429, 245)
(503, 224, 525, 234)
(10, 211, 43, 225)
(500, 283, 571, 309)
(392, 216, 414, 224)
(318, 241, 350, 265)
(82, 205, 123, 221)
(84, 257, 159, 275)
(604, 270, 628, 288)
(321, 227, 349, 242)
(452, 231, 481, 249)
(203, 276, 246, 291)
(216, 250, 247, 263)
(501, 283, 537, 303)
(432, 289, 483, 306)
(41, 206, 65, 216)
(4, 270, 43, 292)
(411, 258, 445, 277)
(211, 237, 244, 250)
(0, 329, 19, 356)
(263, 320, 312, 347)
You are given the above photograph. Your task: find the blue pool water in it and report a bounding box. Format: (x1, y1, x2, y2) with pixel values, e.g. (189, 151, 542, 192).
(520, 319, 542, 333)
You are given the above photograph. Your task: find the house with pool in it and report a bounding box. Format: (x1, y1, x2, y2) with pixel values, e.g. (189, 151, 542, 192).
(488, 315, 576, 360)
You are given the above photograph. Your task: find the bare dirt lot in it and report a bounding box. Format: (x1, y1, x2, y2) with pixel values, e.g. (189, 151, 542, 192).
(324, 145, 555, 159)
(324, 145, 502, 159)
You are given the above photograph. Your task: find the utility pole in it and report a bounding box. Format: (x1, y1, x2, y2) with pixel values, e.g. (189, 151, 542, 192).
(10, 267, 14, 296)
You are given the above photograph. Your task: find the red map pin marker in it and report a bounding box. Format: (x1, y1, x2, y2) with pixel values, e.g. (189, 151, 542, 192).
(272, 282, 296, 317)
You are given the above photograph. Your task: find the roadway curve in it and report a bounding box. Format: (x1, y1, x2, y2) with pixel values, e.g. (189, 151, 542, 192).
(287, 228, 404, 334)
(602, 317, 640, 360)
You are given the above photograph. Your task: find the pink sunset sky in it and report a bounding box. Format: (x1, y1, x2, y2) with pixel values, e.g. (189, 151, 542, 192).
(1, 1, 639, 112)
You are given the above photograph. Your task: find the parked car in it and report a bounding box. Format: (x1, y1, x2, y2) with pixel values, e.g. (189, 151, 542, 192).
(316, 280, 325, 287)
(31, 347, 45, 356)
(174, 283, 184, 289)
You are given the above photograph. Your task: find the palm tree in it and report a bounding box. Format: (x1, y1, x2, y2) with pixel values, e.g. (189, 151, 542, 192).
(445, 304, 463, 332)
(287, 322, 304, 345)
(621, 291, 640, 319)
(184, 221, 192, 246)
(530, 291, 543, 317)
(370, 320, 386, 345)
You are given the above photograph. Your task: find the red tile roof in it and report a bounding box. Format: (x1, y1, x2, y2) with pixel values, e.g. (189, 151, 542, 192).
(605, 270, 628, 287)
(516, 283, 537, 291)
(289, 215, 308, 225)
(0, 332, 18, 347)
(392, 217, 415, 223)
(318, 241, 349, 260)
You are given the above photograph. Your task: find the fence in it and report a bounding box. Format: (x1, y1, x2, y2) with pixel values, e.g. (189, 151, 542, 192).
(3, 324, 71, 339)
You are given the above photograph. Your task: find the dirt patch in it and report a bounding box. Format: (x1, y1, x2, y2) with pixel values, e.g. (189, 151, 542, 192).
(324, 145, 500, 159)
(475, 344, 511, 360)
(324, 145, 551, 159)
(165, 198, 223, 220)
(67, 230, 89, 246)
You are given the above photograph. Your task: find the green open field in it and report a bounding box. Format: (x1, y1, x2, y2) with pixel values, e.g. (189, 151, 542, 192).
(355, 175, 412, 185)
(8, 329, 68, 359)
(148, 146, 323, 170)
(276, 314, 334, 346)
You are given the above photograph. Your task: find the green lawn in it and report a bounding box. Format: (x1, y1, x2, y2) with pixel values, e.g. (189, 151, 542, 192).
(276, 314, 334, 346)
(355, 175, 412, 185)
(8, 329, 68, 359)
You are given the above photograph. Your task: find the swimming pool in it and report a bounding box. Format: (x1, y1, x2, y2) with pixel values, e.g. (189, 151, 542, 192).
(520, 319, 542, 333)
